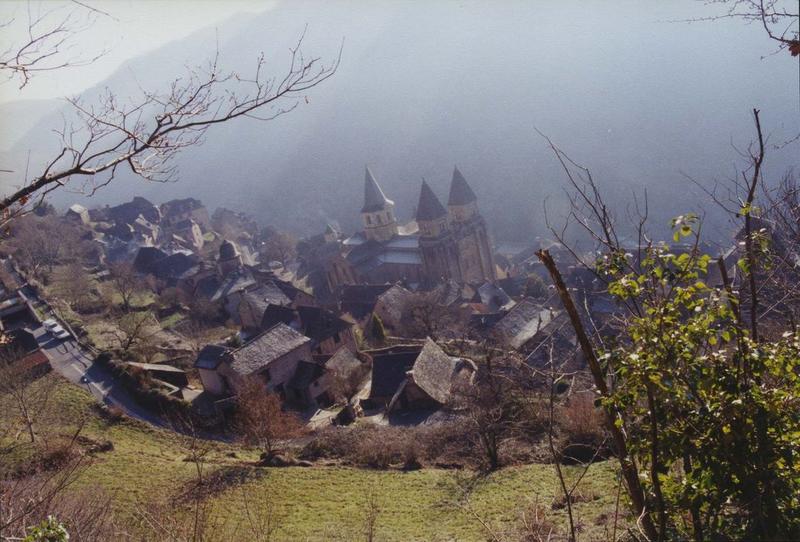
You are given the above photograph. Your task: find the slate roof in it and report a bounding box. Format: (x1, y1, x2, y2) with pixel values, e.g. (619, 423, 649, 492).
(498, 275, 527, 297)
(492, 298, 555, 349)
(230, 323, 310, 376)
(260, 304, 297, 330)
(240, 282, 293, 319)
(133, 247, 168, 274)
(210, 271, 256, 302)
(448, 166, 477, 206)
(297, 306, 352, 344)
(368, 349, 418, 400)
(345, 236, 422, 274)
(153, 252, 199, 280)
(219, 239, 240, 260)
(194, 344, 230, 370)
(476, 282, 515, 312)
(416, 180, 447, 221)
(194, 275, 222, 299)
(408, 338, 474, 406)
(374, 284, 414, 325)
(161, 198, 204, 216)
(430, 279, 461, 306)
(376, 250, 422, 266)
(325, 346, 363, 375)
(362, 167, 393, 213)
(339, 284, 393, 318)
(108, 196, 160, 225)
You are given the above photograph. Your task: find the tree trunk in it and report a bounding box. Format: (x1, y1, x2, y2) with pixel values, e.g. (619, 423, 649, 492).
(537, 249, 658, 541)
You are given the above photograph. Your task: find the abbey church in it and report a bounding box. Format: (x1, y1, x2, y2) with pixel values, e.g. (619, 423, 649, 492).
(324, 166, 495, 290)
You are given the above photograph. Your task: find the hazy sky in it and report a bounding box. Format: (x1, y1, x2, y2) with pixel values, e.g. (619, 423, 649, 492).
(0, 0, 272, 103)
(1, 0, 797, 243)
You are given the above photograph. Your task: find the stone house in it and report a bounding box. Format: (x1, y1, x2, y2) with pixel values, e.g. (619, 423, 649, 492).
(160, 198, 210, 231)
(65, 204, 90, 224)
(365, 338, 475, 412)
(196, 323, 313, 400)
(259, 305, 357, 356)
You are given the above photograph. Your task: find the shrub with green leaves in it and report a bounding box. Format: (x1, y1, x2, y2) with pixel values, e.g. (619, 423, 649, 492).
(24, 516, 69, 542)
(597, 215, 800, 540)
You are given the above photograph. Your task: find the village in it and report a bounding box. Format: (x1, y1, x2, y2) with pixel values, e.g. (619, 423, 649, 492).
(2, 0, 799, 537)
(0, 165, 617, 441)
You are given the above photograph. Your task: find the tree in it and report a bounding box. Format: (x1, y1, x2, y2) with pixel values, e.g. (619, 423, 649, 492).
(706, 1, 799, 55)
(399, 292, 466, 340)
(454, 349, 524, 472)
(0, 2, 106, 89)
(110, 310, 158, 354)
(364, 312, 386, 344)
(536, 111, 800, 540)
(187, 296, 223, 326)
(0, 346, 56, 444)
(235, 377, 303, 457)
(52, 262, 95, 313)
(0, 4, 340, 226)
(106, 262, 143, 313)
(6, 215, 82, 280)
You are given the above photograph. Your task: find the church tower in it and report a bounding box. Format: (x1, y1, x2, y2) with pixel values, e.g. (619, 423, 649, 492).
(446, 167, 495, 283)
(361, 167, 399, 242)
(448, 166, 479, 223)
(417, 180, 460, 283)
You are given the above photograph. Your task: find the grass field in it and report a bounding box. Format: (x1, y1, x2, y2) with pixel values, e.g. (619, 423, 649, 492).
(4, 376, 624, 541)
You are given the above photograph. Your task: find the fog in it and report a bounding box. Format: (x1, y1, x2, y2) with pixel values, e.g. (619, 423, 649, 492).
(2, 0, 798, 245)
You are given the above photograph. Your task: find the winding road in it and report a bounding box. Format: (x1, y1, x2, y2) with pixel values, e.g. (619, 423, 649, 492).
(31, 324, 164, 426)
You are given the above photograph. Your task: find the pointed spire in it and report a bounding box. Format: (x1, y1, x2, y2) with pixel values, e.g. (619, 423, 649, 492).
(362, 166, 394, 213)
(416, 180, 447, 222)
(448, 166, 477, 206)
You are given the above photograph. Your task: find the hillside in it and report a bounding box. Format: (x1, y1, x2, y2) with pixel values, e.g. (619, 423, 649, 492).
(2, 374, 621, 541)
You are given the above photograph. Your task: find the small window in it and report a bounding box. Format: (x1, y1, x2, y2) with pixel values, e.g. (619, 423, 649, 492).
(334, 332, 341, 344)
(366, 215, 372, 225)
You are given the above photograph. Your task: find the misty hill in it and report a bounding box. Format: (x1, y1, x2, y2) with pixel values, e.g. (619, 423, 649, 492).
(3, 0, 798, 243)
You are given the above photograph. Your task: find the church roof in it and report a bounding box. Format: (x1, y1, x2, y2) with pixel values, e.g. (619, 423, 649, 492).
(361, 167, 394, 213)
(415, 180, 447, 221)
(448, 166, 477, 206)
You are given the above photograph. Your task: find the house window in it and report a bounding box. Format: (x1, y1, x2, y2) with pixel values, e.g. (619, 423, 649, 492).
(333, 332, 341, 344)
(366, 215, 372, 225)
